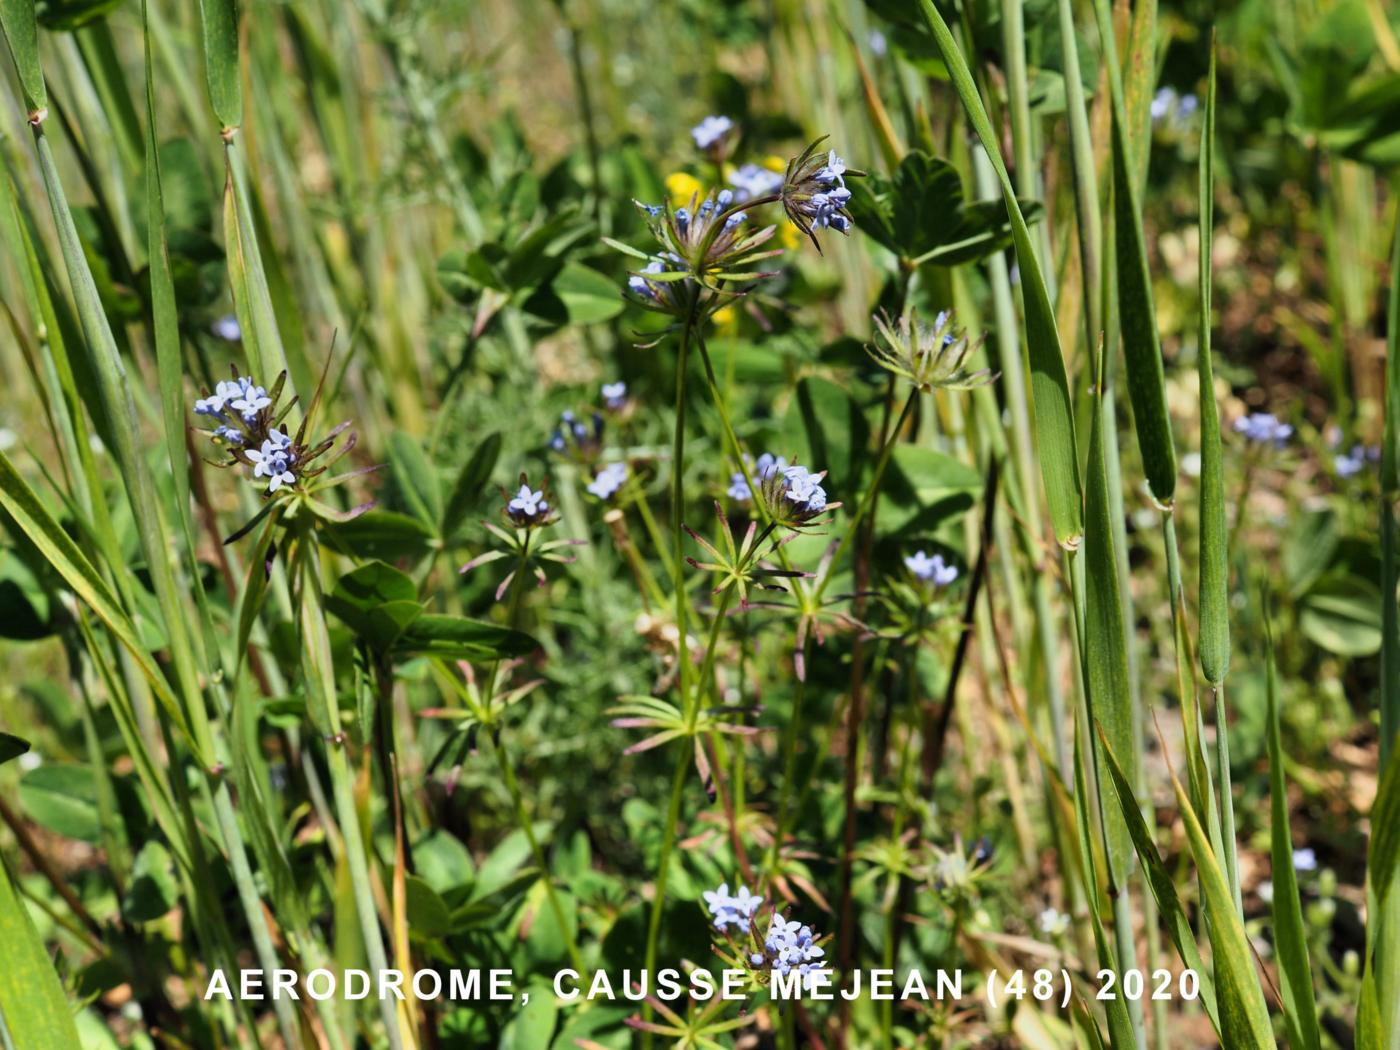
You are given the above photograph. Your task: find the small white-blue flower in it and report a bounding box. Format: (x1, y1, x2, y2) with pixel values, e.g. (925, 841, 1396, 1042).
(1334, 444, 1377, 477)
(815, 150, 847, 186)
(1234, 412, 1293, 446)
(210, 314, 242, 342)
(755, 453, 788, 480)
(586, 462, 628, 501)
(691, 114, 733, 151)
(1293, 847, 1318, 873)
(231, 381, 272, 423)
(507, 484, 548, 524)
(905, 550, 958, 586)
(247, 437, 295, 493)
(601, 381, 628, 410)
(782, 465, 827, 515)
(729, 163, 783, 202)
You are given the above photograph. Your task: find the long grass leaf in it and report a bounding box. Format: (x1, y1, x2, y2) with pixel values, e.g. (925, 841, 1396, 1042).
(915, 0, 1083, 547)
(1264, 614, 1322, 1050)
(0, 856, 82, 1047)
(1167, 756, 1278, 1047)
(197, 0, 242, 130)
(0, 0, 45, 114)
(1197, 43, 1230, 684)
(1093, 0, 1177, 505)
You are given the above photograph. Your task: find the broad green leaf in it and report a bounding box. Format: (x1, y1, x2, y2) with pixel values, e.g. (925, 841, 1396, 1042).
(1169, 771, 1278, 1048)
(197, 0, 241, 129)
(0, 0, 46, 113)
(1094, 0, 1177, 504)
(550, 261, 625, 324)
(404, 875, 452, 938)
(1299, 573, 1382, 656)
(325, 560, 424, 651)
(324, 509, 436, 562)
(1197, 49, 1230, 684)
(501, 991, 558, 1050)
(123, 840, 178, 923)
(444, 432, 502, 539)
(0, 856, 81, 1048)
(389, 432, 443, 534)
(1265, 626, 1322, 1050)
(394, 614, 535, 661)
(915, 0, 1082, 546)
(20, 763, 101, 842)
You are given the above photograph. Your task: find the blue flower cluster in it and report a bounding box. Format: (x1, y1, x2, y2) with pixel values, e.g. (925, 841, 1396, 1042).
(587, 462, 628, 501)
(752, 913, 829, 990)
(1233, 412, 1293, 446)
(506, 484, 550, 526)
(1335, 443, 1379, 478)
(728, 163, 784, 203)
(691, 115, 734, 152)
(549, 410, 604, 460)
(194, 375, 272, 436)
(782, 465, 828, 517)
(601, 381, 628, 411)
(905, 550, 958, 586)
(247, 429, 297, 493)
(703, 882, 763, 932)
(786, 149, 854, 235)
(727, 452, 787, 502)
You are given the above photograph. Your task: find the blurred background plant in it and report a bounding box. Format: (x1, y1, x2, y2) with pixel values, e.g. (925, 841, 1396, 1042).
(0, 0, 1396, 1047)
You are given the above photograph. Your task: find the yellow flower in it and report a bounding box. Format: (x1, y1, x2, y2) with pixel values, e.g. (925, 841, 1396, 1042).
(712, 305, 739, 335)
(761, 154, 786, 173)
(665, 171, 704, 208)
(779, 222, 802, 251)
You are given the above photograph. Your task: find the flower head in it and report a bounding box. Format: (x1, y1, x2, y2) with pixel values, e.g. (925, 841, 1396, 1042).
(1293, 847, 1318, 873)
(601, 381, 628, 410)
(548, 410, 605, 464)
(703, 882, 763, 932)
(210, 314, 242, 342)
(1334, 444, 1378, 478)
(870, 308, 995, 392)
(1234, 412, 1293, 446)
(905, 550, 958, 587)
(586, 462, 628, 501)
(506, 483, 551, 527)
(246, 437, 297, 493)
(780, 139, 864, 250)
(691, 114, 734, 154)
(729, 163, 784, 202)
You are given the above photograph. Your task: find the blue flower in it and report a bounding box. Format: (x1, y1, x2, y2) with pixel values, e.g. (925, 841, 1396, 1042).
(781, 465, 827, 517)
(691, 115, 734, 151)
(755, 453, 788, 480)
(1233, 412, 1293, 446)
(905, 550, 958, 586)
(1293, 847, 1318, 873)
(231, 380, 272, 423)
(815, 150, 847, 185)
(1334, 444, 1378, 477)
(211, 314, 242, 342)
(247, 437, 296, 493)
(703, 882, 763, 932)
(729, 163, 784, 202)
(586, 462, 628, 501)
(507, 484, 550, 526)
(213, 425, 243, 445)
(755, 912, 829, 989)
(601, 381, 628, 410)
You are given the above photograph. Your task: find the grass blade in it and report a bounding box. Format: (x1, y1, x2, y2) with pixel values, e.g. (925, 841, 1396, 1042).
(1167, 748, 1278, 1048)
(1197, 42, 1230, 685)
(0, 0, 46, 114)
(0, 856, 81, 1047)
(198, 0, 242, 131)
(1092, 0, 1177, 505)
(1263, 612, 1322, 1050)
(915, 0, 1083, 548)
